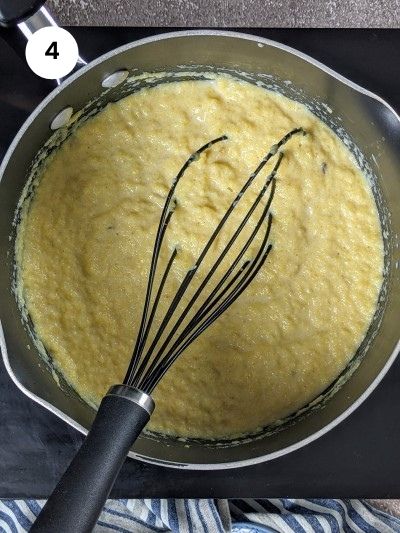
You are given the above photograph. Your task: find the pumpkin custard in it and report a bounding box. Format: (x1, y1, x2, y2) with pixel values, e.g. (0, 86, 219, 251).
(17, 76, 383, 439)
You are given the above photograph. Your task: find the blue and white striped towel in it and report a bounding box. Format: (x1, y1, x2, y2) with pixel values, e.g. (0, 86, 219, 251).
(1, 499, 400, 532)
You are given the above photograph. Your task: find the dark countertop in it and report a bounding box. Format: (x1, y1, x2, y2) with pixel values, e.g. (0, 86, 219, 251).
(0, 28, 400, 499)
(47, 0, 400, 27)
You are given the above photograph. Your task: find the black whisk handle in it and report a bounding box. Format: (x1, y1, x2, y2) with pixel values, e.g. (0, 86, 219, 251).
(30, 385, 154, 533)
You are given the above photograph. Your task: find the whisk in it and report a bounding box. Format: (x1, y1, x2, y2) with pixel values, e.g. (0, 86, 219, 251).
(31, 127, 305, 533)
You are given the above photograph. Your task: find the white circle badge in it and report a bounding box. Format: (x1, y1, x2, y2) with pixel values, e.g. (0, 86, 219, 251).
(25, 27, 79, 80)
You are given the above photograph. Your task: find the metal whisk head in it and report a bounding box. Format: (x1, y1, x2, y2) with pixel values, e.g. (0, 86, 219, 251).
(124, 127, 306, 393)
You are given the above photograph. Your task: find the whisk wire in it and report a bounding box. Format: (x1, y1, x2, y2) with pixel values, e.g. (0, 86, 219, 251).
(125, 135, 228, 384)
(134, 173, 277, 390)
(131, 136, 289, 387)
(178, 181, 276, 336)
(126, 127, 306, 392)
(141, 215, 273, 392)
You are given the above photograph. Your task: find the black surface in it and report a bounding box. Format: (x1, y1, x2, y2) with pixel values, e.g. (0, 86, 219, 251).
(0, 28, 399, 499)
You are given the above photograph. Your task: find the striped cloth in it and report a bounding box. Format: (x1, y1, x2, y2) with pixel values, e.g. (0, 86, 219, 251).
(1, 498, 399, 532)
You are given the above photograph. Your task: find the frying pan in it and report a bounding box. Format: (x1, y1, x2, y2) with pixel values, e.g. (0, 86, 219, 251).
(0, 0, 399, 528)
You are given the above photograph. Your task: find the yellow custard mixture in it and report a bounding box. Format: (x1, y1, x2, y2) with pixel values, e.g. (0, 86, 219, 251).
(17, 76, 383, 439)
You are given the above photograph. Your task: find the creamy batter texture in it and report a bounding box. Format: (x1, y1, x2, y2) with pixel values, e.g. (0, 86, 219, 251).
(17, 76, 383, 439)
